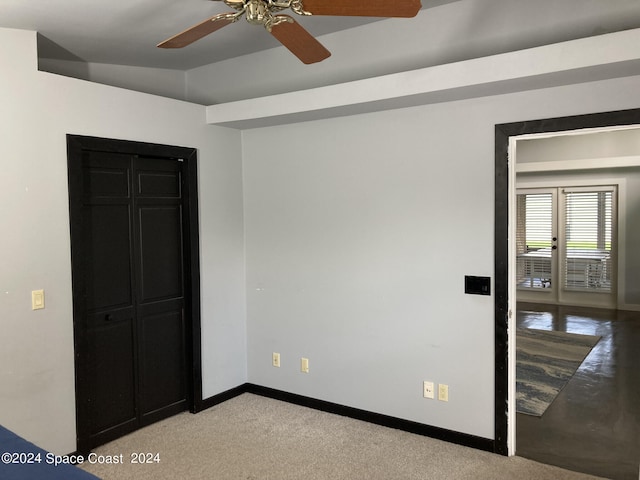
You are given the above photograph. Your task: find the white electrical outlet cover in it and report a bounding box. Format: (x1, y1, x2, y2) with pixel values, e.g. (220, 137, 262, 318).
(423, 381, 435, 399)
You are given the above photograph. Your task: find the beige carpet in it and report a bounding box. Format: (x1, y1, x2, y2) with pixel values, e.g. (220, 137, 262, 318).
(80, 393, 603, 480)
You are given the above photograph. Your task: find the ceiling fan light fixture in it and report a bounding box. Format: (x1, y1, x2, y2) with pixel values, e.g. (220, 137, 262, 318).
(158, 0, 422, 63)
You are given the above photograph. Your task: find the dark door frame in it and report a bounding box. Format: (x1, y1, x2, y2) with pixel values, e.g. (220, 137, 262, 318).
(67, 135, 203, 452)
(494, 108, 640, 455)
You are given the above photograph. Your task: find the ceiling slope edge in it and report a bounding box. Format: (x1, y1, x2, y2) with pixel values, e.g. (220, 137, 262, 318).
(206, 28, 640, 129)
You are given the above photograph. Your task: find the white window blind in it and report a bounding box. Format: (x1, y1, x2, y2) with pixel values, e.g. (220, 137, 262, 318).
(516, 193, 553, 289)
(517, 193, 553, 252)
(563, 189, 613, 292)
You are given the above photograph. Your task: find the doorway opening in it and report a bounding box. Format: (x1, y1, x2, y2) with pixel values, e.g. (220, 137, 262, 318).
(67, 135, 202, 454)
(494, 108, 640, 462)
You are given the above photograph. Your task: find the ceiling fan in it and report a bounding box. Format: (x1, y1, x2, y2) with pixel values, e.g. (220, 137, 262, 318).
(158, 0, 422, 64)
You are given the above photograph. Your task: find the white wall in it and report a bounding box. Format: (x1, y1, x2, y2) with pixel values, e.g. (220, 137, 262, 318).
(0, 28, 246, 455)
(38, 58, 188, 102)
(517, 129, 640, 164)
(241, 75, 640, 439)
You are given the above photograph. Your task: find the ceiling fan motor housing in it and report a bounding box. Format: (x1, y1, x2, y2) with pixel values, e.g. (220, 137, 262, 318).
(245, 0, 270, 25)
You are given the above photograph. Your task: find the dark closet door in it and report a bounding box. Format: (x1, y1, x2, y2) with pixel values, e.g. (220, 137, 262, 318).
(80, 152, 138, 448)
(76, 151, 188, 451)
(133, 157, 187, 425)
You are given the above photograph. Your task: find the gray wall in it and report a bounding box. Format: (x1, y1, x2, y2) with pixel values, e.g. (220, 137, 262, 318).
(627, 173, 640, 304)
(517, 129, 640, 163)
(242, 76, 640, 440)
(0, 28, 246, 455)
(3, 14, 640, 457)
(38, 58, 188, 102)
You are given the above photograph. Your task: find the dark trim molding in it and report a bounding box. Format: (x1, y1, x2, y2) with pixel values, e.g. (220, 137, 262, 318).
(494, 124, 510, 456)
(493, 107, 640, 456)
(198, 384, 248, 412)
(201, 384, 494, 453)
(182, 148, 203, 414)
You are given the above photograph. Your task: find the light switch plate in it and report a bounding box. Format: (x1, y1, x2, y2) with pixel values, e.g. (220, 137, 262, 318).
(32, 289, 45, 310)
(438, 384, 449, 402)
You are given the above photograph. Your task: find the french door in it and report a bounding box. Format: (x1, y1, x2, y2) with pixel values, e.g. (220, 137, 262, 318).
(516, 185, 617, 308)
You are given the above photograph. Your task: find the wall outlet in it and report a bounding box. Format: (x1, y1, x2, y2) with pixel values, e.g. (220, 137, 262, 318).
(272, 352, 281, 368)
(301, 357, 309, 373)
(438, 384, 449, 402)
(423, 381, 435, 399)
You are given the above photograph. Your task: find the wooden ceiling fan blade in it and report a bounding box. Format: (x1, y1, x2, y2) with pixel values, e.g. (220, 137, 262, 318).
(270, 16, 331, 64)
(301, 0, 421, 17)
(157, 13, 236, 49)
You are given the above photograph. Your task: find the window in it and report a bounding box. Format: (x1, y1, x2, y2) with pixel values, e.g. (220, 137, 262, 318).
(516, 192, 553, 289)
(563, 189, 613, 291)
(516, 186, 616, 294)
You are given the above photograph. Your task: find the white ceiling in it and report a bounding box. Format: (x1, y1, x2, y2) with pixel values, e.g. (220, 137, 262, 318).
(2, 0, 640, 105)
(0, 0, 441, 70)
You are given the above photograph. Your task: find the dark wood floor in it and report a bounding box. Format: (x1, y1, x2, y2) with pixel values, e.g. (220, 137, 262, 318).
(516, 302, 640, 480)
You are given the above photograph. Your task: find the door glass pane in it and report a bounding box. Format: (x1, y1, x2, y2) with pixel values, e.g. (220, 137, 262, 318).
(517, 193, 553, 289)
(563, 190, 613, 292)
